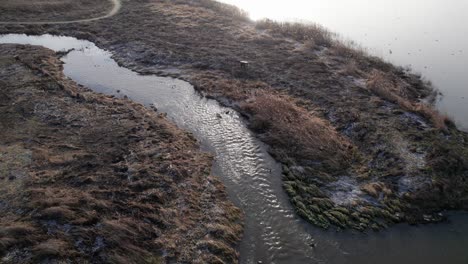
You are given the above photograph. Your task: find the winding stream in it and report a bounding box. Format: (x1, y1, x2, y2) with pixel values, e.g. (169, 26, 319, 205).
(1, 34, 467, 264)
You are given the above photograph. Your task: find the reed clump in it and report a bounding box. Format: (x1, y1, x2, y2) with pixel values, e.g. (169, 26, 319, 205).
(366, 70, 450, 130)
(256, 19, 333, 47)
(242, 91, 354, 171)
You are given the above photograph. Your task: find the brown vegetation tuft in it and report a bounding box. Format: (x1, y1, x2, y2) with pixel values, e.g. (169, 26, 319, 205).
(32, 239, 72, 259)
(191, 73, 354, 172)
(193, 0, 249, 21)
(241, 91, 354, 171)
(0, 0, 112, 21)
(329, 40, 367, 60)
(193, 73, 270, 101)
(366, 70, 450, 130)
(256, 19, 333, 46)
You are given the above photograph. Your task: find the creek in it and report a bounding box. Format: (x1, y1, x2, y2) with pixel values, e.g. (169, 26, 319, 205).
(1, 34, 467, 264)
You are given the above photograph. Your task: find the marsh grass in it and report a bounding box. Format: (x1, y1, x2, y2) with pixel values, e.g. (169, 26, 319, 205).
(253, 18, 393, 77)
(367, 70, 450, 130)
(192, 72, 355, 171)
(339, 60, 363, 77)
(0, 0, 112, 21)
(329, 39, 369, 62)
(256, 19, 333, 46)
(255, 19, 371, 59)
(241, 91, 354, 170)
(0, 0, 75, 12)
(170, 0, 249, 21)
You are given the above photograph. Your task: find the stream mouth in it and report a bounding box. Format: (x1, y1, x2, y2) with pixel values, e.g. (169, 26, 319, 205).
(1, 34, 467, 264)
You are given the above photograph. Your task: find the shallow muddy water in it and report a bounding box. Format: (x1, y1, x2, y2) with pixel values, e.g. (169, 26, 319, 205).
(219, 0, 468, 131)
(1, 34, 468, 264)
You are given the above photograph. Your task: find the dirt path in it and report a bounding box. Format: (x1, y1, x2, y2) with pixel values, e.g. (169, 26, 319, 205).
(0, 0, 121, 24)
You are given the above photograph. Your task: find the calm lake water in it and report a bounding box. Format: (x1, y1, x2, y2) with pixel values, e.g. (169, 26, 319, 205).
(219, 0, 468, 131)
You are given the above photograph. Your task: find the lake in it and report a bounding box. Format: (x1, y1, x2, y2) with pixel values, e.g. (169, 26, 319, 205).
(218, 0, 468, 131)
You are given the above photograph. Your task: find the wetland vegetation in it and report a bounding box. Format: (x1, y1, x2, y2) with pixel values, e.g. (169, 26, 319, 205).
(0, 0, 467, 263)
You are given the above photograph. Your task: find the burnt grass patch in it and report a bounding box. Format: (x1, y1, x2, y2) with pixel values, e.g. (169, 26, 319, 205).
(1, 0, 467, 235)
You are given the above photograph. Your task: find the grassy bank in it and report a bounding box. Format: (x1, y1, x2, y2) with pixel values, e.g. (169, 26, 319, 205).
(1, 0, 467, 236)
(0, 44, 242, 263)
(0, 0, 112, 22)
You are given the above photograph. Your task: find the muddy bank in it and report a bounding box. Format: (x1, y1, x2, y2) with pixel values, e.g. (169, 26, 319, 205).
(0, 44, 242, 263)
(1, 0, 468, 231)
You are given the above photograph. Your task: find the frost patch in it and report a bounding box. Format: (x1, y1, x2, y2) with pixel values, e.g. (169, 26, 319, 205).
(326, 177, 363, 206)
(398, 175, 432, 196)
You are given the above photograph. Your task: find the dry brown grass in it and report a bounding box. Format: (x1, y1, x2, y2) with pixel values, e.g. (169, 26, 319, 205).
(253, 18, 391, 78)
(167, 0, 249, 21)
(0, 0, 112, 21)
(301, 39, 317, 51)
(193, 73, 270, 101)
(338, 59, 363, 77)
(254, 18, 371, 63)
(413, 103, 452, 131)
(256, 19, 333, 46)
(0, 45, 242, 263)
(241, 91, 354, 170)
(191, 72, 355, 171)
(197, 0, 249, 20)
(32, 239, 72, 259)
(366, 70, 450, 130)
(0, 0, 75, 11)
(329, 39, 367, 59)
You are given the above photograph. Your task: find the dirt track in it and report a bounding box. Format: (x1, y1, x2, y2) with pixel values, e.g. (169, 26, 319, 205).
(0, 0, 120, 24)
